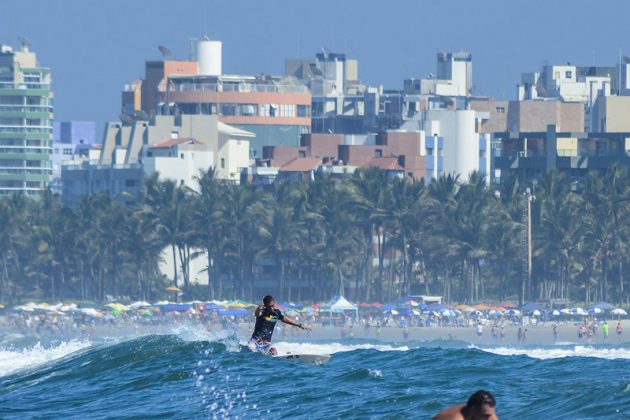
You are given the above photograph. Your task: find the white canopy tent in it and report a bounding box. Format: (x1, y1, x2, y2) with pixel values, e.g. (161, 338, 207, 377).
(329, 295, 359, 321)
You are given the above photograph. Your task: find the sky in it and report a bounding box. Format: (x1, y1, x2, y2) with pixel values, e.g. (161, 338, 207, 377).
(1, 0, 629, 133)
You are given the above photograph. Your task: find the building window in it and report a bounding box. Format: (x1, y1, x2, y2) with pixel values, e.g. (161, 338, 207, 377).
(496, 107, 505, 113)
(221, 158, 225, 169)
(220, 103, 236, 116)
(237, 104, 258, 116)
(180, 153, 184, 159)
(125, 179, 136, 187)
(299, 150, 306, 158)
(297, 105, 310, 117)
(565, 70, 572, 78)
(375, 149, 383, 158)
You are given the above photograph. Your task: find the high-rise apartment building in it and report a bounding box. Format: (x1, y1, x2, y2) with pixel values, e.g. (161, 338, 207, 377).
(0, 43, 53, 196)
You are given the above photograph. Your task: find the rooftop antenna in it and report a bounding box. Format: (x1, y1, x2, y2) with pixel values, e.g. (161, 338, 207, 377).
(17, 35, 31, 52)
(158, 45, 173, 59)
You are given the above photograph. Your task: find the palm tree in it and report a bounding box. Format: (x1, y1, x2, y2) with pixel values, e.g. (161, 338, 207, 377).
(221, 183, 270, 300)
(143, 174, 192, 298)
(535, 171, 580, 301)
(350, 168, 390, 300)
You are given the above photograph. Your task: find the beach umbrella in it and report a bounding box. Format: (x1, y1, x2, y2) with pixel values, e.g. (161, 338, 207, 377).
(500, 301, 518, 308)
(488, 309, 503, 318)
(359, 303, 371, 308)
(474, 304, 492, 311)
(160, 303, 192, 312)
(611, 308, 627, 316)
(166, 285, 181, 293)
(206, 303, 226, 311)
(594, 302, 615, 310)
(107, 303, 130, 312)
(570, 307, 587, 316)
(130, 301, 152, 309)
(383, 309, 399, 315)
(588, 307, 604, 315)
(218, 308, 248, 316)
(78, 308, 102, 317)
(550, 309, 561, 316)
(441, 309, 455, 317)
(427, 303, 446, 311)
(507, 309, 521, 316)
(529, 309, 542, 317)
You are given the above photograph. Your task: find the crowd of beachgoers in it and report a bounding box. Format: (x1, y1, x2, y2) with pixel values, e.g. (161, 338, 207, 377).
(0, 298, 627, 343)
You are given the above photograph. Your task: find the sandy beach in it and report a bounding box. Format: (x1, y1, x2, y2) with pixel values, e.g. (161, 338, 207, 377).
(235, 319, 630, 346)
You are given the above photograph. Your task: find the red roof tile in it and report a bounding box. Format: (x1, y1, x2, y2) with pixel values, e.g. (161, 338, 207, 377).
(279, 157, 322, 172)
(362, 157, 404, 171)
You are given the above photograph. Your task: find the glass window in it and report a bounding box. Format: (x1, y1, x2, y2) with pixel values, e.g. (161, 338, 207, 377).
(220, 103, 236, 116)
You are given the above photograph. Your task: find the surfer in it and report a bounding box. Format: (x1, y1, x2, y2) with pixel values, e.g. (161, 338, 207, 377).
(248, 295, 311, 355)
(434, 389, 498, 420)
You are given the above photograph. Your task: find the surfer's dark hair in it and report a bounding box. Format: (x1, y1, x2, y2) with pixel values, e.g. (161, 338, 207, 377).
(466, 390, 496, 409)
(263, 295, 274, 306)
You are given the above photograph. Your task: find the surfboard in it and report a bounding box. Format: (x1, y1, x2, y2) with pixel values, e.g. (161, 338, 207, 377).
(275, 353, 331, 365)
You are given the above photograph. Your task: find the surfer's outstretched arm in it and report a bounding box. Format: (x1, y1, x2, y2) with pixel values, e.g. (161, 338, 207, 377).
(282, 316, 312, 331)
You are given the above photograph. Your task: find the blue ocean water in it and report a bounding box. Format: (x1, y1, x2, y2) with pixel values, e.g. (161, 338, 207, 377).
(0, 332, 629, 419)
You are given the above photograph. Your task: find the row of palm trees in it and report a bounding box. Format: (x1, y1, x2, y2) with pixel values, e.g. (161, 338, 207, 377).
(1, 166, 629, 305)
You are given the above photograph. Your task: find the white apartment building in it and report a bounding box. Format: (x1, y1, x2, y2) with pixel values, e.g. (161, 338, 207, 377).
(100, 114, 252, 187)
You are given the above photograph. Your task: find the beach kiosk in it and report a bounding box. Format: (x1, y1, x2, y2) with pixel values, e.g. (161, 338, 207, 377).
(329, 295, 359, 324)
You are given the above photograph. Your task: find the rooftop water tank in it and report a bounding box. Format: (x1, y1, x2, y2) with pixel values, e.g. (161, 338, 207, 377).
(197, 39, 222, 76)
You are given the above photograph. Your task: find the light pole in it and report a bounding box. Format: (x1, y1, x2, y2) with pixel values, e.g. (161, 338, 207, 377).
(524, 187, 536, 301)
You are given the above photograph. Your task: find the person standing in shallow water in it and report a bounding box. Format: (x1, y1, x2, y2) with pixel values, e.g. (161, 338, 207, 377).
(248, 295, 311, 355)
(434, 389, 499, 420)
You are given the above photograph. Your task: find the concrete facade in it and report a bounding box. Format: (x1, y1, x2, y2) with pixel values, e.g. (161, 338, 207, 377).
(591, 95, 630, 132)
(471, 99, 584, 133)
(100, 114, 252, 185)
(122, 40, 311, 157)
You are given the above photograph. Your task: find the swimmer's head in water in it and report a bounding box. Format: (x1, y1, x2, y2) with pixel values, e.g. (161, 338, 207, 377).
(464, 390, 496, 420)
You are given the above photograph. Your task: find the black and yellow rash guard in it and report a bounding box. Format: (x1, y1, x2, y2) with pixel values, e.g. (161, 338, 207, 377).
(251, 308, 284, 343)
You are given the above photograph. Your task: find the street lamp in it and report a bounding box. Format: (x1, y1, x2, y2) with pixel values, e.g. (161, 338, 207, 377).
(524, 187, 536, 302)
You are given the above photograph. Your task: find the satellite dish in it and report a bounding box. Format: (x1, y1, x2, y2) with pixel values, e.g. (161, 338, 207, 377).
(158, 45, 173, 59)
(17, 35, 31, 51)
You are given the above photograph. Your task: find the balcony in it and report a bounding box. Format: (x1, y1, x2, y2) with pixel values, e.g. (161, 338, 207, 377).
(0, 81, 51, 90)
(168, 82, 308, 94)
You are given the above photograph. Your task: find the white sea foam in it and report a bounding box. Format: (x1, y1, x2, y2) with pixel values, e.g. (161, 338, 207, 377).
(0, 340, 92, 377)
(271, 341, 409, 356)
(475, 345, 630, 360)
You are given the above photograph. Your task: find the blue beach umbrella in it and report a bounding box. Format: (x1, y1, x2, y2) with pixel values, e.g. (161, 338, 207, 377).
(218, 308, 248, 316)
(594, 302, 614, 310)
(570, 307, 587, 316)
